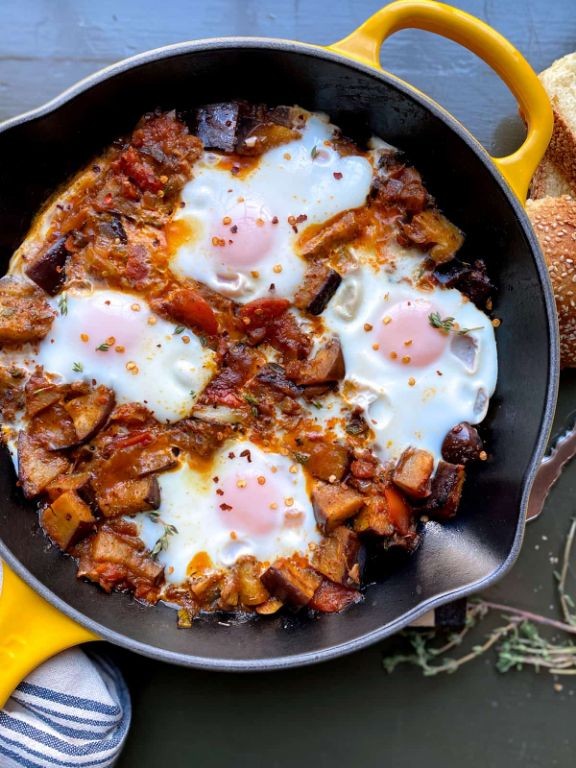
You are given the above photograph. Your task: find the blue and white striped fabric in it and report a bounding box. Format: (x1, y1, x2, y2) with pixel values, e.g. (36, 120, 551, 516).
(0, 649, 131, 768)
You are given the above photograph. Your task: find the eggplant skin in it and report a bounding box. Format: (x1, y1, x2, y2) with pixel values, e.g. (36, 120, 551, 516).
(25, 236, 70, 296)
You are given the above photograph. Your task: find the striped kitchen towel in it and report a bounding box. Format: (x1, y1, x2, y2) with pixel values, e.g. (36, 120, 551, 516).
(0, 649, 131, 768)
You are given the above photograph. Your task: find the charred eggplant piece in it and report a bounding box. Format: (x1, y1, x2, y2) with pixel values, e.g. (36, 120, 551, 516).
(0, 277, 55, 342)
(254, 363, 303, 398)
(25, 376, 68, 418)
(312, 526, 362, 586)
(423, 461, 465, 520)
(434, 258, 494, 308)
(353, 496, 395, 537)
(194, 102, 240, 152)
(97, 476, 161, 518)
(312, 480, 365, 532)
(294, 264, 342, 315)
(64, 385, 115, 443)
(392, 447, 434, 499)
(261, 556, 322, 607)
(24, 236, 70, 295)
(400, 209, 464, 263)
(29, 403, 78, 450)
(442, 422, 483, 464)
(309, 580, 362, 613)
(17, 432, 71, 498)
(40, 491, 95, 550)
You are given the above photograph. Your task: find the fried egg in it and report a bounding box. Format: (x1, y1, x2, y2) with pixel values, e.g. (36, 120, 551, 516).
(170, 112, 373, 302)
(36, 288, 216, 423)
(322, 256, 498, 462)
(135, 441, 320, 583)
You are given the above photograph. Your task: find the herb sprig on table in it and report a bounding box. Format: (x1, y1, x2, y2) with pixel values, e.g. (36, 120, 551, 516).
(383, 518, 576, 677)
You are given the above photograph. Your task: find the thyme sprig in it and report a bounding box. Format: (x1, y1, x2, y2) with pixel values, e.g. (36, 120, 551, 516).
(383, 518, 576, 677)
(428, 311, 483, 336)
(58, 293, 68, 316)
(151, 523, 178, 558)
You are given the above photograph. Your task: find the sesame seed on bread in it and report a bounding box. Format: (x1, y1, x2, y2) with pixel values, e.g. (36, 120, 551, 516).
(530, 154, 576, 200)
(526, 195, 576, 367)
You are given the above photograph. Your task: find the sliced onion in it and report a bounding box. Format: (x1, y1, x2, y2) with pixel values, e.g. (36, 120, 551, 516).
(191, 404, 246, 425)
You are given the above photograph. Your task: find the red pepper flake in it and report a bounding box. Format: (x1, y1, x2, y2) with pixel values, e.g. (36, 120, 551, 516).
(296, 214, 307, 224)
(212, 476, 219, 483)
(220, 503, 233, 511)
(333, 172, 343, 180)
(228, 452, 236, 459)
(271, 216, 279, 224)
(230, 224, 238, 234)
(239, 449, 252, 463)
(216, 488, 224, 496)
(231, 165, 240, 176)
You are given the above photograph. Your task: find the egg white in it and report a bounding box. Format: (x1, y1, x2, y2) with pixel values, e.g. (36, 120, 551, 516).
(170, 112, 374, 303)
(135, 440, 320, 583)
(36, 288, 216, 423)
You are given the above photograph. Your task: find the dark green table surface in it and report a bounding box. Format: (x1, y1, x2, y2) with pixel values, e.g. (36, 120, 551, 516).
(2, 1, 576, 766)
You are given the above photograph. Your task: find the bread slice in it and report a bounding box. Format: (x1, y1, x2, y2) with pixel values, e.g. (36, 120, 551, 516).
(530, 154, 575, 199)
(539, 53, 576, 185)
(526, 195, 576, 367)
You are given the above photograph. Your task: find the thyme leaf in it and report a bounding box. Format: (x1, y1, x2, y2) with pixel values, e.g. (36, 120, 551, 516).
(72, 361, 83, 373)
(151, 523, 178, 558)
(58, 293, 68, 316)
(428, 312, 483, 336)
(96, 342, 110, 352)
(310, 144, 320, 160)
(173, 325, 185, 335)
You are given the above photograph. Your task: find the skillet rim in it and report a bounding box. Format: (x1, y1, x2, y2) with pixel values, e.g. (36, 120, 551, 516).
(0, 36, 560, 671)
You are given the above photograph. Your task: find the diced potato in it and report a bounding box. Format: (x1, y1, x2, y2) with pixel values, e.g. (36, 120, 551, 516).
(392, 447, 434, 499)
(64, 385, 115, 443)
(40, 491, 95, 550)
(261, 556, 322, 607)
(312, 526, 362, 586)
(17, 431, 71, 498)
(97, 477, 160, 518)
(0, 276, 55, 342)
(312, 481, 365, 532)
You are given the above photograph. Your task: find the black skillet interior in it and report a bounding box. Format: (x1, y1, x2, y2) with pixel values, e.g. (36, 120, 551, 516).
(0, 42, 556, 669)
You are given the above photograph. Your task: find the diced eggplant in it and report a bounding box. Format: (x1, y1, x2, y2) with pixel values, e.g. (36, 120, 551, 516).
(433, 258, 494, 308)
(194, 102, 241, 152)
(97, 477, 160, 518)
(0, 364, 25, 421)
(254, 363, 302, 397)
(24, 236, 70, 295)
(297, 438, 349, 482)
(261, 556, 322, 607)
(312, 481, 365, 532)
(40, 491, 95, 550)
(371, 161, 428, 213)
(173, 418, 232, 458)
(235, 557, 269, 607)
(294, 264, 342, 315)
(189, 571, 224, 603)
(0, 276, 55, 342)
(392, 447, 434, 499)
(353, 496, 395, 537)
(45, 471, 92, 502)
(88, 528, 164, 584)
(286, 338, 344, 386)
(309, 580, 362, 613)
(400, 209, 463, 263)
(25, 374, 68, 418)
(442, 422, 483, 464)
(29, 402, 78, 450)
(64, 385, 115, 443)
(134, 446, 178, 476)
(190, 404, 246, 425)
(423, 461, 465, 520)
(17, 431, 71, 498)
(312, 526, 362, 586)
(298, 211, 361, 259)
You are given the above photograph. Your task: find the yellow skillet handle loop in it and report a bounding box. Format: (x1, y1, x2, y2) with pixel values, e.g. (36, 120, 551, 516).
(0, 562, 98, 709)
(328, 0, 553, 202)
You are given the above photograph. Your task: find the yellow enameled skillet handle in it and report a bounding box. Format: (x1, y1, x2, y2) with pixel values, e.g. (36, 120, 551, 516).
(0, 562, 98, 708)
(328, 0, 553, 202)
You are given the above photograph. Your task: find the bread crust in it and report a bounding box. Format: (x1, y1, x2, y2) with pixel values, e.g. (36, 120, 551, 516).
(526, 196, 576, 367)
(530, 154, 575, 200)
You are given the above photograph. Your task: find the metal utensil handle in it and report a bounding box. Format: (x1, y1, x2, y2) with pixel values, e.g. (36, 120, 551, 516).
(527, 414, 576, 521)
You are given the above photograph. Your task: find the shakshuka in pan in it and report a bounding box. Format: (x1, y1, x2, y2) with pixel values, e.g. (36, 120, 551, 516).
(0, 104, 497, 624)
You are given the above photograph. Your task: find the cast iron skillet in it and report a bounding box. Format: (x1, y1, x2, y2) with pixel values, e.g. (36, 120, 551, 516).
(0, 0, 559, 688)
